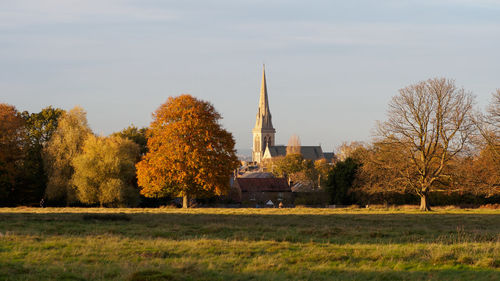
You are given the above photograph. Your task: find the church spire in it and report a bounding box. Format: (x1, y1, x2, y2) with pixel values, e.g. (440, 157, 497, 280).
(255, 64, 274, 129)
(260, 64, 269, 113)
(252, 65, 276, 163)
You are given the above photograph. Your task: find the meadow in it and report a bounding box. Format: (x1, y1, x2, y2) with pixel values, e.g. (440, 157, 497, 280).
(0, 207, 499, 280)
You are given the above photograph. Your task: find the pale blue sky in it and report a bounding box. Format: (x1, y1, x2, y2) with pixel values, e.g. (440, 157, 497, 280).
(1, 0, 500, 153)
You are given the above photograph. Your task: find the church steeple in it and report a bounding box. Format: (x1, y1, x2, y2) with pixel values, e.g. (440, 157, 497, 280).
(255, 65, 274, 129)
(252, 65, 276, 163)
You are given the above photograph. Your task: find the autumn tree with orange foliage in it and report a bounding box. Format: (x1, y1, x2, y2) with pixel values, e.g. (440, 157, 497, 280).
(0, 104, 26, 204)
(136, 95, 239, 208)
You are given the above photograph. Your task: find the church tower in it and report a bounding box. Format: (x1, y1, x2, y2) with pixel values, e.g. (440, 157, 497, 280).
(252, 65, 276, 163)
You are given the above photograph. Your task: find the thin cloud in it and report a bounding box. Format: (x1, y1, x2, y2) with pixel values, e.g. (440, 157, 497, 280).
(435, 0, 500, 8)
(233, 22, 500, 49)
(0, 0, 181, 28)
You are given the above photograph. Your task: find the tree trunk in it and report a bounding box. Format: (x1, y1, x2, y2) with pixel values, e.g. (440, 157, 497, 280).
(419, 192, 431, 211)
(183, 194, 189, 208)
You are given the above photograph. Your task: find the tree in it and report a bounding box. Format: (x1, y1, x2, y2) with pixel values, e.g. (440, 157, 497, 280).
(43, 106, 92, 205)
(0, 104, 26, 205)
(112, 125, 148, 156)
(22, 106, 65, 147)
(337, 141, 366, 162)
(483, 90, 500, 192)
(356, 140, 418, 199)
(17, 107, 64, 204)
(452, 146, 499, 198)
(377, 78, 475, 211)
(326, 157, 360, 205)
(266, 153, 325, 188)
(485, 90, 500, 156)
(286, 134, 301, 155)
(472, 90, 500, 159)
(314, 158, 332, 188)
(267, 154, 304, 179)
(136, 95, 239, 208)
(72, 135, 140, 207)
(460, 88, 500, 197)
(488, 89, 500, 130)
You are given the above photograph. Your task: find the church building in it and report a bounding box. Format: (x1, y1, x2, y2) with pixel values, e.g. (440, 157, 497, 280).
(252, 66, 334, 164)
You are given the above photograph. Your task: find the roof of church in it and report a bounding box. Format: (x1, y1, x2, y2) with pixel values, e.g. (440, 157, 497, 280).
(265, 145, 325, 161)
(265, 145, 287, 157)
(236, 177, 290, 192)
(254, 65, 274, 131)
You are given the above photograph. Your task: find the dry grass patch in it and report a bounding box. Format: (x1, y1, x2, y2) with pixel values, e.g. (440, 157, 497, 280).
(0, 208, 499, 280)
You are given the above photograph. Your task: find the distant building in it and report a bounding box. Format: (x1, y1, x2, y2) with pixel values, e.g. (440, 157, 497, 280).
(251, 65, 334, 164)
(263, 145, 332, 162)
(231, 177, 293, 206)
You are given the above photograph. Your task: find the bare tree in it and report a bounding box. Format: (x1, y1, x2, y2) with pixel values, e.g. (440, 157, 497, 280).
(488, 89, 500, 129)
(486, 90, 500, 154)
(286, 134, 301, 155)
(377, 78, 475, 211)
(472, 90, 500, 158)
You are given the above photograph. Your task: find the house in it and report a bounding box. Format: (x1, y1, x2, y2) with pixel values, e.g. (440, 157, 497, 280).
(230, 177, 293, 206)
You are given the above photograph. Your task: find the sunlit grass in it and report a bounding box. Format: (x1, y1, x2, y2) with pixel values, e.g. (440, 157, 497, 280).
(1, 207, 499, 280)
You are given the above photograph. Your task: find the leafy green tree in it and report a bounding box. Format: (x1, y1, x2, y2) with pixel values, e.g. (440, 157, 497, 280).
(72, 135, 140, 207)
(0, 104, 26, 205)
(326, 157, 360, 205)
(22, 106, 65, 147)
(112, 125, 148, 156)
(314, 158, 332, 188)
(266, 154, 326, 188)
(43, 106, 92, 205)
(267, 154, 304, 179)
(16, 107, 64, 204)
(136, 95, 239, 208)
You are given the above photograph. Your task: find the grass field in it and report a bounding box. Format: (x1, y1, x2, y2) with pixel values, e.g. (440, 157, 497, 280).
(1, 207, 499, 280)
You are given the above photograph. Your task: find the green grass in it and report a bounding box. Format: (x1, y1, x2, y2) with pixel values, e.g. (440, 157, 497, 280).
(0, 207, 499, 280)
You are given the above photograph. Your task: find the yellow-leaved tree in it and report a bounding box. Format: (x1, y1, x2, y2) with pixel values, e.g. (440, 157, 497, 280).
(71, 135, 140, 207)
(136, 95, 239, 208)
(43, 106, 92, 205)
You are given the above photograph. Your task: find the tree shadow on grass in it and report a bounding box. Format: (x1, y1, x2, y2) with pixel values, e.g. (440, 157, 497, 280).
(1, 212, 499, 244)
(3, 260, 500, 281)
(127, 268, 500, 281)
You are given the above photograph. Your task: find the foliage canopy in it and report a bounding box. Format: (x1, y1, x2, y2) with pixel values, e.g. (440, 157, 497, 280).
(0, 104, 26, 204)
(136, 95, 239, 207)
(72, 135, 140, 207)
(43, 106, 92, 205)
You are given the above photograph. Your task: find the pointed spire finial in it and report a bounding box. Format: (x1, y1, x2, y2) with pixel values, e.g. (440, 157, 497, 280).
(254, 65, 273, 130)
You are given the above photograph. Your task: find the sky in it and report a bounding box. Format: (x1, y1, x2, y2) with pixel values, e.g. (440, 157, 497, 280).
(1, 0, 500, 154)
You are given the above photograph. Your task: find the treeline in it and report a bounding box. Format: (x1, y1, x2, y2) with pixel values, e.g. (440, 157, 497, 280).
(1, 94, 238, 208)
(265, 79, 499, 210)
(0, 105, 148, 207)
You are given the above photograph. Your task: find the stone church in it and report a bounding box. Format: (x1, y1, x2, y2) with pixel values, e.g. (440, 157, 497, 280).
(252, 66, 334, 164)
